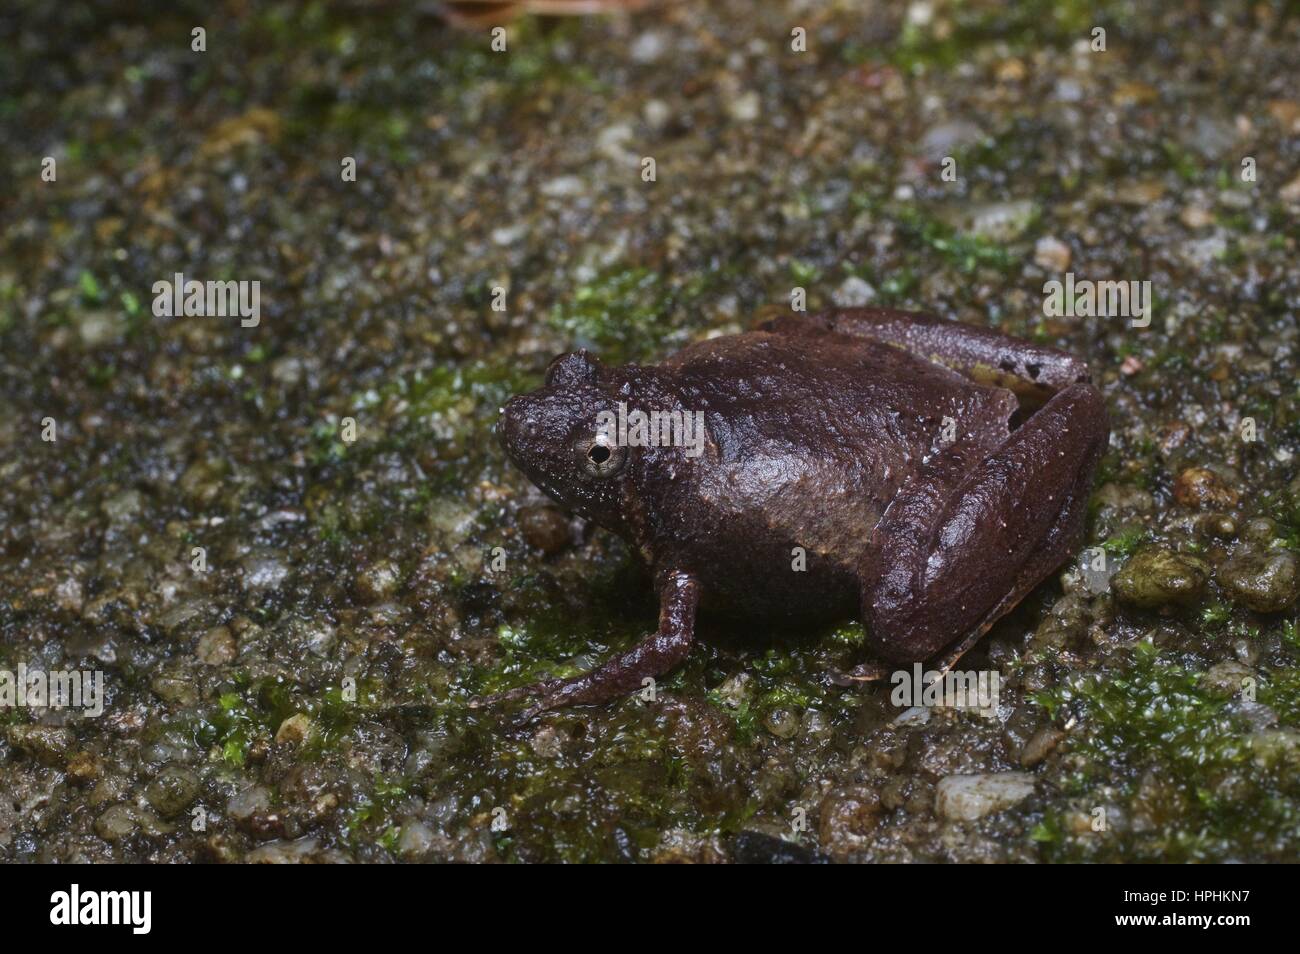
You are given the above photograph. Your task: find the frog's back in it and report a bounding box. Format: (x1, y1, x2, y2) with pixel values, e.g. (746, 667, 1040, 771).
(646, 330, 1018, 619)
(662, 329, 1017, 470)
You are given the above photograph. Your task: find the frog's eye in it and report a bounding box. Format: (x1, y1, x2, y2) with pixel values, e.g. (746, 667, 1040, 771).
(576, 434, 627, 478)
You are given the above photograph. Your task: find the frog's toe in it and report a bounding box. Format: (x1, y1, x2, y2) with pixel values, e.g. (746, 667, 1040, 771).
(473, 678, 596, 724)
(470, 677, 565, 710)
(518, 693, 569, 722)
(827, 661, 892, 686)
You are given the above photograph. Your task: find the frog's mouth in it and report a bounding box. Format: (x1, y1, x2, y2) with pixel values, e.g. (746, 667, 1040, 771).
(496, 394, 574, 504)
(495, 394, 537, 475)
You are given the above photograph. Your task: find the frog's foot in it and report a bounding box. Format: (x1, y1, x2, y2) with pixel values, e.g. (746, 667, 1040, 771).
(929, 623, 990, 675)
(470, 678, 567, 709)
(828, 626, 991, 688)
(470, 678, 576, 727)
(476, 571, 700, 722)
(826, 660, 891, 686)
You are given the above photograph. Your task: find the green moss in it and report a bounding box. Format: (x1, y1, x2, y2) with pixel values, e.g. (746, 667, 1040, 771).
(307, 420, 349, 466)
(1200, 601, 1232, 629)
(707, 690, 761, 745)
(1161, 142, 1202, 184)
(1030, 816, 1062, 843)
(825, 620, 868, 648)
(474, 621, 589, 694)
(1033, 641, 1300, 861)
(789, 260, 822, 285)
(276, 9, 603, 154)
(77, 271, 103, 303)
(759, 682, 813, 710)
(887, 0, 1116, 72)
(471, 561, 651, 697)
(876, 267, 921, 304)
(346, 773, 411, 846)
(1282, 620, 1300, 653)
(896, 206, 1017, 274)
(193, 674, 378, 766)
(547, 266, 709, 364)
(306, 357, 530, 511)
(196, 689, 265, 767)
(1100, 527, 1146, 557)
(392, 359, 530, 422)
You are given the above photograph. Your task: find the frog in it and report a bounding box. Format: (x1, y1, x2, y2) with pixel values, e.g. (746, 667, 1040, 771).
(481, 308, 1108, 719)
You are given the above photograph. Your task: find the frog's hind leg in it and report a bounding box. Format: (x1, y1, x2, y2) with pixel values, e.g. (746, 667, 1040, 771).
(905, 476, 1093, 680)
(761, 308, 1092, 405)
(854, 381, 1108, 669)
(768, 307, 1106, 682)
(829, 428, 1100, 686)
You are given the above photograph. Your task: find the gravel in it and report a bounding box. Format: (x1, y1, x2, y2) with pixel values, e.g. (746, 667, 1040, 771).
(2, 0, 1298, 864)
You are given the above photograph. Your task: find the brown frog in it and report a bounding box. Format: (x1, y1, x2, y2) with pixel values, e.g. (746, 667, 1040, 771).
(484, 309, 1108, 719)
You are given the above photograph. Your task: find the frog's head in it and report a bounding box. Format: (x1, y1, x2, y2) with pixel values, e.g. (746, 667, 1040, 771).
(497, 351, 636, 534)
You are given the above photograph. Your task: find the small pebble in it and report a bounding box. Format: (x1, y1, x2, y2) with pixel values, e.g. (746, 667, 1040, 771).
(275, 713, 315, 746)
(196, 625, 237, 665)
(518, 505, 571, 555)
(832, 276, 877, 307)
(936, 772, 1036, 821)
(727, 91, 761, 123)
(1020, 728, 1064, 767)
(1033, 236, 1072, 271)
(1173, 466, 1240, 510)
(145, 765, 201, 816)
(1217, 549, 1299, 613)
(94, 804, 140, 842)
(354, 558, 402, 603)
(763, 708, 800, 739)
(1111, 546, 1209, 609)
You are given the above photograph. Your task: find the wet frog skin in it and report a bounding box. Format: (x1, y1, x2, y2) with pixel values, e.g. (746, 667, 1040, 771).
(486, 308, 1108, 718)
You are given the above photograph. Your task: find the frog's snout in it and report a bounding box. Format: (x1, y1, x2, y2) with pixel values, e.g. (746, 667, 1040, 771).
(496, 393, 537, 467)
(496, 395, 522, 453)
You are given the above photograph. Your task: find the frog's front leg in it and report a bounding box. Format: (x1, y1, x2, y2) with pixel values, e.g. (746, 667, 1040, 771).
(474, 569, 700, 720)
(857, 382, 1107, 666)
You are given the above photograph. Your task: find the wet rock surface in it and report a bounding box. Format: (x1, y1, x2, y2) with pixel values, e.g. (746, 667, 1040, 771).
(1111, 546, 1209, 609)
(1217, 549, 1299, 613)
(1, 1, 1299, 862)
(935, 772, 1037, 821)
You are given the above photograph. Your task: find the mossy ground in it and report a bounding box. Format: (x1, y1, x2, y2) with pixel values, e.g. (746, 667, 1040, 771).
(1, 0, 1298, 862)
